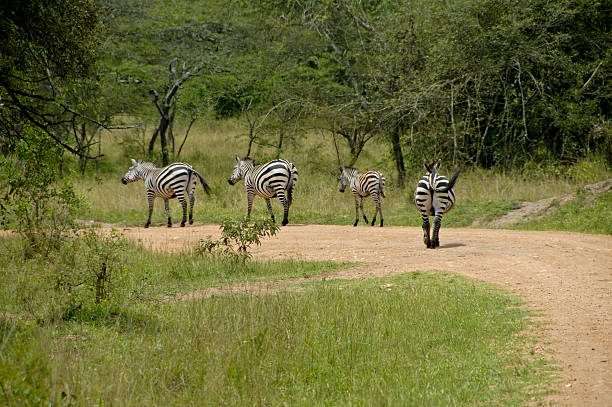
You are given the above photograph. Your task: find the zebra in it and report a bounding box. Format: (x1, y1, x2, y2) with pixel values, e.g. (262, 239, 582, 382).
(338, 166, 386, 227)
(121, 159, 211, 228)
(414, 159, 460, 248)
(227, 156, 298, 226)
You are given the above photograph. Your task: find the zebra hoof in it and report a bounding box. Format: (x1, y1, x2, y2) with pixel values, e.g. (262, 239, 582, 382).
(353, 221, 358, 227)
(167, 223, 172, 228)
(281, 219, 288, 226)
(144, 223, 150, 229)
(189, 219, 193, 225)
(180, 222, 186, 227)
(431, 239, 440, 248)
(380, 221, 384, 227)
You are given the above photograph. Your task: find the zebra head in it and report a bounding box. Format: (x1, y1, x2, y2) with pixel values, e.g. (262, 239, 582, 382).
(121, 159, 149, 184)
(338, 166, 357, 193)
(228, 156, 255, 185)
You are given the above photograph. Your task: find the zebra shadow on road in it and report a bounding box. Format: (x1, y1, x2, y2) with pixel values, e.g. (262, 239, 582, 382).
(439, 242, 465, 249)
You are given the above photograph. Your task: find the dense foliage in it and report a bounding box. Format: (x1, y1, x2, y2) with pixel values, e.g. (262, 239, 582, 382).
(1, 0, 609, 177)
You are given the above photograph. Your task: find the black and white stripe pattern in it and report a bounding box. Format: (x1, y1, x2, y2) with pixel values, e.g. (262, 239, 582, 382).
(338, 166, 386, 227)
(228, 156, 298, 226)
(121, 159, 211, 228)
(414, 159, 459, 248)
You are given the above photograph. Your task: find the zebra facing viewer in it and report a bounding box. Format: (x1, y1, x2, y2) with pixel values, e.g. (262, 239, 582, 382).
(121, 159, 211, 228)
(338, 166, 386, 227)
(414, 159, 460, 248)
(228, 156, 298, 226)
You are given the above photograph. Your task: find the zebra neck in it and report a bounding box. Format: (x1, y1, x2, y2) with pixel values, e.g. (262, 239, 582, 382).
(243, 166, 255, 180)
(140, 166, 158, 181)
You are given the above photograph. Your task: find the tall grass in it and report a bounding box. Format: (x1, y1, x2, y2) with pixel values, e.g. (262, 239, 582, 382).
(74, 120, 610, 228)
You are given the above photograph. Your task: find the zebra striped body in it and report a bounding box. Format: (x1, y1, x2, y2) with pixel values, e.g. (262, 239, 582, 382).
(338, 166, 386, 227)
(121, 159, 211, 228)
(414, 160, 459, 248)
(228, 156, 298, 226)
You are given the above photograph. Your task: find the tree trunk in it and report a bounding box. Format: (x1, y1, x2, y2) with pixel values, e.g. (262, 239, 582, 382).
(79, 123, 88, 175)
(276, 130, 284, 159)
(148, 128, 159, 157)
(389, 126, 406, 188)
(168, 108, 176, 156)
(177, 117, 196, 159)
(159, 116, 170, 166)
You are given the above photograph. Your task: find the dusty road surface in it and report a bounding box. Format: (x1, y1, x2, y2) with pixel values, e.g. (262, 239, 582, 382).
(119, 224, 612, 406)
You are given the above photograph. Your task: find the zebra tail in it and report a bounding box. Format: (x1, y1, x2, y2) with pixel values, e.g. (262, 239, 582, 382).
(447, 169, 460, 191)
(378, 173, 386, 198)
(287, 163, 298, 205)
(194, 170, 211, 195)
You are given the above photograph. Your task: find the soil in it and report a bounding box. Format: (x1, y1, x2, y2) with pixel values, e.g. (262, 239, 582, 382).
(118, 224, 612, 406)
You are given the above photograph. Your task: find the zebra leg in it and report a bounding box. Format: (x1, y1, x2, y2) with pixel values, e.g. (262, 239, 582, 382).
(277, 192, 289, 226)
(246, 191, 254, 220)
(353, 198, 360, 226)
(421, 215, 431, 248)
(370, 194, 379, 226)
(265, 198, 276, 223)
(145, 193, 154, 228)
(359, 197, 369, 224)
(431, 213, 443, 248)
(188, 190, 195, 225)
(377, 198, 384, 227)
(164, 199, 172, 228)
(178, 195, 188, 227)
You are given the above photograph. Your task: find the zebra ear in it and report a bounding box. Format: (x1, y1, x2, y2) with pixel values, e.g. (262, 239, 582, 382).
(131, 158, 137, 166)
(235, 155, 240, 162)
(423, 160, 431, 173)
(434, 159, 441, 170)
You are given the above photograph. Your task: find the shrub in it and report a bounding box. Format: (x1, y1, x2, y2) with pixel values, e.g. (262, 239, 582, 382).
(196, 218, 279, 261)
(0, 129, 82, 257)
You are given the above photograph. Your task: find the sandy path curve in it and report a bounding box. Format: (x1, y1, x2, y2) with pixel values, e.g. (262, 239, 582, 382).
(119, 224, 611, 406)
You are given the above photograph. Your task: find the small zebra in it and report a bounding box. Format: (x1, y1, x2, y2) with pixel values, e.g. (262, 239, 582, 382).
(414, 159, 460, 248)
(338, 166, 386, 227)
(121, 159, 211, 228)
(228, 156, 298, 226)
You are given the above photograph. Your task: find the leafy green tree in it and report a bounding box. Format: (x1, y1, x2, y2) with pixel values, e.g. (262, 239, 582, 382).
(0, 0, 101, 156)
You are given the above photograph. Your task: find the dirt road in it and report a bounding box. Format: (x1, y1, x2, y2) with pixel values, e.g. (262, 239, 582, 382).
(119, 224, 611, 406)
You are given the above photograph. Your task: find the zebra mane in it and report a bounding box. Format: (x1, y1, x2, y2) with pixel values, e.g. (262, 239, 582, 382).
(240, 157, 257, 167)
(137, 161, 158, 169)
(342, 166, 359, 174)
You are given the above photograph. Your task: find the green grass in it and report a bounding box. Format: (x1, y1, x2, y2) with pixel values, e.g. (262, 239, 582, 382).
(0, 236, 342, 318)
(0, 257, 552, 406)
(515, 191, 612, 235)
(72, 120, 611, 230)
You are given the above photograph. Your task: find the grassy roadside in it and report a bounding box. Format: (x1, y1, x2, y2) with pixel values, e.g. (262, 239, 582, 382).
(514, 191, 612, 235)
(0, 259, 553, 405)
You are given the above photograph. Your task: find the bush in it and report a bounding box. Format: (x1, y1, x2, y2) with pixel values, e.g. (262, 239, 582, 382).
(197, 218, 279, 261)
(0, 129, 82, 257)
(10, 229, 129, 324)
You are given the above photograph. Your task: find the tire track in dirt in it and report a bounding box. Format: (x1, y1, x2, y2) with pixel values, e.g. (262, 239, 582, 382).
(118, 224, 611, 406)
